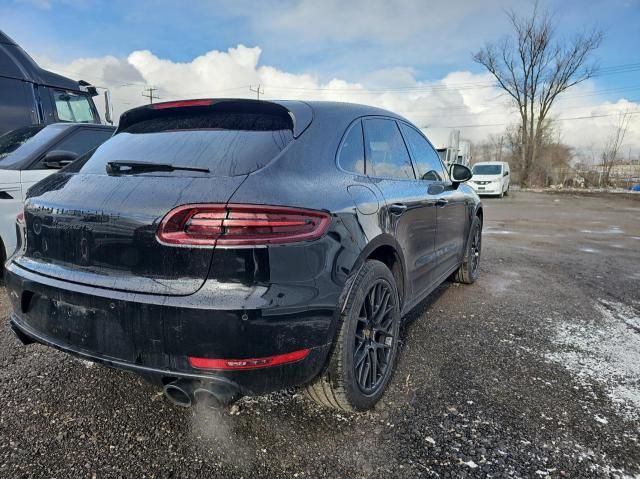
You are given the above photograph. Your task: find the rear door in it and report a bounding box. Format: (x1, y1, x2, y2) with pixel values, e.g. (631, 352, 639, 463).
(362, 117, 438, 300)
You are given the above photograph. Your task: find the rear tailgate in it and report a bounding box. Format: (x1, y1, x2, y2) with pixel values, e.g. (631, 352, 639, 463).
(18, 173, 246, 295)
(14, 99, 299, 295)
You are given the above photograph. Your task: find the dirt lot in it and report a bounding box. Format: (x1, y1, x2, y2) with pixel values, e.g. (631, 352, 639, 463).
(1, 191, 639, 478)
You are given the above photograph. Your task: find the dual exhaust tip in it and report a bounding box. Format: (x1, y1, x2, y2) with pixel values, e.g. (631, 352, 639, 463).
(163, 379, 240, 410)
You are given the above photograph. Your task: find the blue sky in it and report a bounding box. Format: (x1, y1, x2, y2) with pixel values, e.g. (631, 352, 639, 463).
(1, 0, 639, 149)
(2, 0, 639, 91)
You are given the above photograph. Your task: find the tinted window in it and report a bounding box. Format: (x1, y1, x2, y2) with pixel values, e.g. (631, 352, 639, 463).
(399, 123, 445, 181)
(0, 126, 44, 162)
(53, 90, 95, 122)
(75, 112, 294, 177)
(338, 121, 365, 175)
(0, 124, 67, 169)
(32, 128, 113, 169)
(472, 164, 502, 175)
(363, 119, 414, 180)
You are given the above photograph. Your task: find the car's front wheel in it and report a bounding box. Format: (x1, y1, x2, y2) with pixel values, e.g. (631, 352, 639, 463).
(305, 260, 401, 411)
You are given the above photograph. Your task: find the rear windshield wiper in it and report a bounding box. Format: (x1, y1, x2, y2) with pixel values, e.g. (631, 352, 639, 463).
(106, 161, 210, 175)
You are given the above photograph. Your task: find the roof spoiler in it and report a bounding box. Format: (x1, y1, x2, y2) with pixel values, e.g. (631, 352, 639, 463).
(117, 99, 313, 137)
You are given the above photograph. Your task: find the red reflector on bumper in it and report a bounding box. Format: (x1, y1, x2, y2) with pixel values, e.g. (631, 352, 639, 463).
(188, 348, 311, 370)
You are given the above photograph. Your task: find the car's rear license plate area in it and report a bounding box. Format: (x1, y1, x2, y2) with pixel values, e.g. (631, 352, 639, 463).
(23, 292, 136, 361)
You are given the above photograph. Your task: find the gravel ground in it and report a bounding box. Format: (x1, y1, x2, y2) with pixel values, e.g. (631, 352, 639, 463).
(1, 191, 639, 478)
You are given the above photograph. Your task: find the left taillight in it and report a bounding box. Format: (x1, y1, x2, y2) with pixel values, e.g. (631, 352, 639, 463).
(156, 204, 331, 247)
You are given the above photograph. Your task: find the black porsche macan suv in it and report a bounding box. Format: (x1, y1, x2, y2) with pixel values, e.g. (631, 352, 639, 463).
(6, 99, 482, 411)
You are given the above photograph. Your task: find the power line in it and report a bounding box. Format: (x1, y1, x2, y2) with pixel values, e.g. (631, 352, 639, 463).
(42, 59, 640, 98)
(429, 110, 640, 129)
(142, 86, 160, 104)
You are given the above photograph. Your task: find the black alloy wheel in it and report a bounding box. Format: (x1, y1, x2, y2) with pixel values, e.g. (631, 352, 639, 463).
(354, 280, 396, 394)
(305, 260, 401, 411)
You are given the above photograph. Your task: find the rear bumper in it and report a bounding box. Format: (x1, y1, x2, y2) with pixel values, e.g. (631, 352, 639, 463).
(5, 261, 336, 396)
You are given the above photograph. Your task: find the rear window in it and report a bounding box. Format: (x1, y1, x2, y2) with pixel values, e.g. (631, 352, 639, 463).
(75, 112, 294, 177)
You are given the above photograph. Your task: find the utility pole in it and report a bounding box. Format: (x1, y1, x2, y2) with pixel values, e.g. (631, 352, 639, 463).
(142, 87, 160, 104)
(249, 85, 264, 100)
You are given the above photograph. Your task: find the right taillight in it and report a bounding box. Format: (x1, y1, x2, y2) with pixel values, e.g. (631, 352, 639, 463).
(157, 204, 331, 247)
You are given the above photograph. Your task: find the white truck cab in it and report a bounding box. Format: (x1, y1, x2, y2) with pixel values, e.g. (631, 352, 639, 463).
(470, 161, 510, 197)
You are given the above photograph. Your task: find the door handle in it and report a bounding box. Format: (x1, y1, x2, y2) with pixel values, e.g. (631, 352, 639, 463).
(389, 203, 408, 215)
(435, 198, 449, 207)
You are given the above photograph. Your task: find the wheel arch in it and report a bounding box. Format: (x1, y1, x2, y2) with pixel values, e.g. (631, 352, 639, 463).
(350, 234, 408, 310)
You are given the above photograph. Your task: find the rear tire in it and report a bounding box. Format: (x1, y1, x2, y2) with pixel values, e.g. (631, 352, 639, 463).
(452, 215, 482, 284)
(304, 260, 401, 411)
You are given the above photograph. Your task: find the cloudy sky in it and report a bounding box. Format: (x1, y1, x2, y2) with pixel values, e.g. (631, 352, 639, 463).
(2, 0, 639, 154)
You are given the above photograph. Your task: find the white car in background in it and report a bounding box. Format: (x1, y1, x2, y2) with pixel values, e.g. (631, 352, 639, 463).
(0, 123, 114, 270)
(470, 161, 510, 197)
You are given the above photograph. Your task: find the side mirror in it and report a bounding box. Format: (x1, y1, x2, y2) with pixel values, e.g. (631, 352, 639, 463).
(43, 150, 78, 169)
(450, 163, 472, 183)
(503, 170, 509, 177)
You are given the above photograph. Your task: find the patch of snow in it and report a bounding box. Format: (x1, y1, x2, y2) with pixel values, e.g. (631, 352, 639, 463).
(594, 415, 608, 424)
(546, 298, 640, 420)
(425, 436, 436, 446)
(484, 228, 514, 235)
(77, 359, 95, 369)
(578, 247, 599, 254)
(462, 460, 478, 468)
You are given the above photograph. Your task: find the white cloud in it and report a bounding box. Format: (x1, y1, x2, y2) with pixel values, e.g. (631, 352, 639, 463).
(35, 45, 640, 155)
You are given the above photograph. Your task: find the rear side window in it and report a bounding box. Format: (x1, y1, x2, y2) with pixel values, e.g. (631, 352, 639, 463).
(53, 90, 95, 123)
(76, 112, 294, 177)
(363, 118, 415, 180)
(338, 121, 365, 175)
(399, 123, 445, 181)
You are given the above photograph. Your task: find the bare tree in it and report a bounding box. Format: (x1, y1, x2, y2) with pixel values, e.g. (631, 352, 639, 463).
(473, 3, 602, 186)
(600, 109, 633, 186)
(489, 133, 505, 162)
